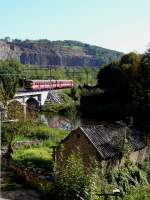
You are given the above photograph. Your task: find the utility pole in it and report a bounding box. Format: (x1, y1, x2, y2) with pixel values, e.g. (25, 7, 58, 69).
(49, 65, 51, 79)
(86, 71, 89, 85)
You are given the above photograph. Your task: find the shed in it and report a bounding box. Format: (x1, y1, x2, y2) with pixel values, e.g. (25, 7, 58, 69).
(55, 122, 149, 169)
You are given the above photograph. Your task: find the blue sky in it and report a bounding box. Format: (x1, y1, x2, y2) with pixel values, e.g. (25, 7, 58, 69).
(0, 0, 150, 53)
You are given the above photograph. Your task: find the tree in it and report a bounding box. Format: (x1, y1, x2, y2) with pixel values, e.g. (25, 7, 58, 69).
(97, 62, 128, 91)
(140, 49, 150, 92)
(134, 49, 150, 132)
(97, 53, 141, 94)
(81, 53, 142, 121)
(120, 52, 141, 72)
(0, 59, 21, 112)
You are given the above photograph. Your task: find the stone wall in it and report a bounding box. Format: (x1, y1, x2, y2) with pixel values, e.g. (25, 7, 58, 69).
(2, 157, 53, 192)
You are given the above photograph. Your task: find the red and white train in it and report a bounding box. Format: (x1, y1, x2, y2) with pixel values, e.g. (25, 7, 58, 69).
(24, 79, 74, 90)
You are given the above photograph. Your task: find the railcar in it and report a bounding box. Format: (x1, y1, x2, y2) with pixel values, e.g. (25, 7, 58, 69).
(24, 79, 74, 90)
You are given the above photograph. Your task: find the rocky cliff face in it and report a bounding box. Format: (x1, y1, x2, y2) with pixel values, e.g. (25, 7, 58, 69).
(0, 41, 20, 60)
(0, 40, 123, 67)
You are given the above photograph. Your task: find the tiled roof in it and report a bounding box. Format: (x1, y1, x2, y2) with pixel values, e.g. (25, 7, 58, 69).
(79, 122, 145, 159)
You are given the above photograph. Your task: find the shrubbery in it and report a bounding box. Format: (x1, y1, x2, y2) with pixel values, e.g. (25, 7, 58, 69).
(49, 153, 101, 200)
(2, 121, 69, 146)
(123, 185, 150, 200)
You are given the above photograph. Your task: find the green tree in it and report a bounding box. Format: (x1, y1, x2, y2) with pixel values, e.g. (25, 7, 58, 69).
(97, 62, 127, 91)
(139, 48, 150, 98)
(81, 53, 142, 121)
(134, 49, 150, 132)
(0, 59, 21, 110)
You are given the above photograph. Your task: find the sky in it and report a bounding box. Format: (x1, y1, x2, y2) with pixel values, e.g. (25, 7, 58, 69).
(0, 0, 150, 53)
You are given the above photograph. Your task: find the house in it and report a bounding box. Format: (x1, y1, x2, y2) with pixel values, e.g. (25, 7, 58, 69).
(55, 122, 150, 169)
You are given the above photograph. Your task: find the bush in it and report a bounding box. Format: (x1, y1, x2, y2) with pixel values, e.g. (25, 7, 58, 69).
(106, 164, 149, 196)
(123, 185, 150, 200)
(49, 153, 101, 200)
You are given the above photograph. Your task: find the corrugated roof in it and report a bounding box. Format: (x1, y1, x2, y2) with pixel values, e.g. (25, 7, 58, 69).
(79, 122, 145, 159)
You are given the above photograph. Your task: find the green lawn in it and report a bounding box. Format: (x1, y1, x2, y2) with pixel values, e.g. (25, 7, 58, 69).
(12, 147, 53, 171)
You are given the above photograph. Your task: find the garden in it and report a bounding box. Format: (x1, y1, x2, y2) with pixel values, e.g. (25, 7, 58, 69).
(2, 120, 69, 175)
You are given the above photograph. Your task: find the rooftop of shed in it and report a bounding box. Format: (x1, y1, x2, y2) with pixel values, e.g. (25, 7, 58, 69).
(77, 122, 145, 159)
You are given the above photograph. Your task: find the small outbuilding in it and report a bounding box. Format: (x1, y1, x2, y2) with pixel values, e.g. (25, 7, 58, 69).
(55, 122, 150, 169)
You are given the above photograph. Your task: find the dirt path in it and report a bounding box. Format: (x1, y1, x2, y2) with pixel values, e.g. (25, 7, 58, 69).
(1, 170, 43, 200)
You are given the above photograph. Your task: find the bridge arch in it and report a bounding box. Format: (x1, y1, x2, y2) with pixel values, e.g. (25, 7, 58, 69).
(26, 97, 40, 111)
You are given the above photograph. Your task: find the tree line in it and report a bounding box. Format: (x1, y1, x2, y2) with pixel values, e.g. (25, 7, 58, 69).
(80, 49, 150, 134)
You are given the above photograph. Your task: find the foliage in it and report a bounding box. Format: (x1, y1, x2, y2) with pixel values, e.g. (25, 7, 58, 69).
(123, 185, 150, 200)
(80, 50, 150, 132)
(106, 163, 149, 198)
(2, 120, 69, 146)
(41, 91, 79, 118)
(97, 52, 141, 107)
(49, 153, 102, 200)
(138, 159, 150, 183)
(7, 100, 24, 119)
(0, 59, 21, 107)
(134, 49, 150, 132)
(2, 119, 69, 174)
(97, 62, 127, 91)
(1, 120, 25, 146)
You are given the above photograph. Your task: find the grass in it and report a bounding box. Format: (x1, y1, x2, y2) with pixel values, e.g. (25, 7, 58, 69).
(14, 135, 31, 142)
(31, 125, 69, 143)
(12, 147, 54, 171)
